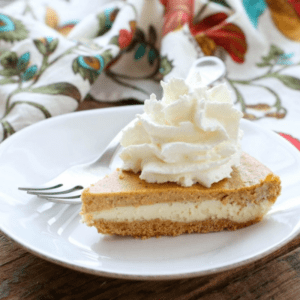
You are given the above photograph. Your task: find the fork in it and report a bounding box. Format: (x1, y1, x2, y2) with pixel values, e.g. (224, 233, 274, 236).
(19, 129, 123, 204)
(19, 56, 226, 204)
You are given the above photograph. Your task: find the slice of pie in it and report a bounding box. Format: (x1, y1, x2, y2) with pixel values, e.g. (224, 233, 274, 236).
(80, 152, 281, 239)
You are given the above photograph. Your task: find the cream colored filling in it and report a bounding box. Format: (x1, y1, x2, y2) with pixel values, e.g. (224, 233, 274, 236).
(87, 199, 272, 223)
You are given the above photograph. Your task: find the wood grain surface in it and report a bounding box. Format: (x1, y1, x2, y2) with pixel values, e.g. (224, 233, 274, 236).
(1, 99, 300, 300)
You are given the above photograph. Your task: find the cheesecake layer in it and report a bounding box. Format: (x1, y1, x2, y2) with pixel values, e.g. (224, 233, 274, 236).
(85, 199, 273, 223)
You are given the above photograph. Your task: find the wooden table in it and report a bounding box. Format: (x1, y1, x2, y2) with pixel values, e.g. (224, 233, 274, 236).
(1, 99, 300, 300)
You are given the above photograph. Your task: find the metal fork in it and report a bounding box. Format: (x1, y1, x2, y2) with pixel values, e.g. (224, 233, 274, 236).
(19, 56, 226, 204)
(19, 129, 123, 204)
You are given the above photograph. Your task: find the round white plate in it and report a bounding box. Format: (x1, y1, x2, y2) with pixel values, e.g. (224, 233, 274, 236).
(1, 105, 300, 280)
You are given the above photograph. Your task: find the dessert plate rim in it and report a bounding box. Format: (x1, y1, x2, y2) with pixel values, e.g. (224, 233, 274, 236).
(0, 104, 300, 280)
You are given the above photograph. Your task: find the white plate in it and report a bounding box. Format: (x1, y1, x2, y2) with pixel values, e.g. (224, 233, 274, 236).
(1, 105, 300, 280)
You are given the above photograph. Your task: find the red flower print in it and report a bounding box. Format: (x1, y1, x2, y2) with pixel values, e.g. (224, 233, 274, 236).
(288, 0, 300, 17)
(189, 12, 247, 63)
(118, 21, 136, 49)
(279, 132, 300, 151)
(161, 0, 194, 36)
(118, 29, 133, 49)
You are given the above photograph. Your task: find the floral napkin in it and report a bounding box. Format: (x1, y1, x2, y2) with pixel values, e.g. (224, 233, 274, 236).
(0, 0, 299, 150)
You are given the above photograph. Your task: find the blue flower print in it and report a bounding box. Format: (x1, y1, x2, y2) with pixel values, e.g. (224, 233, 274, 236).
(243, 0, 267, 28)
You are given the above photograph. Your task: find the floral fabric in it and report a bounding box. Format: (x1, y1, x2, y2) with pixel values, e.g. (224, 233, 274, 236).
(0, 0, 299, 149)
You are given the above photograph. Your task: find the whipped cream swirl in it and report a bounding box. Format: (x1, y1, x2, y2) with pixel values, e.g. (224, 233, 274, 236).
(119, 75, 243, 187)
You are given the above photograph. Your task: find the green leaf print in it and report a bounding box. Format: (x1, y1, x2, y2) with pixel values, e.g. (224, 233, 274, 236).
(272, 74, 300, 90)
(159, 56, 174, 76)
(0, 77, 18, 84)
(261, 44, 284, 65)
(34, 40, 47, 56)
(48, 38, 59, 54)
(256, 62, 271, 67)
(228, 44, 299, 121)
(109, 35, 119, 46)
(231, 83, 246, 113)
(0, 68, 20, 76)
(0, 51, 18, 68)
(34, 38, 59, 56)
(101, 49, 113, 65)
(97, 12, 108, 36)
(30, 82, 82, 103)
(97, 8, 119, 37)
(0, 14, 29, 42)
(1, 120, 15, 140)
(7, 101, 52, 118)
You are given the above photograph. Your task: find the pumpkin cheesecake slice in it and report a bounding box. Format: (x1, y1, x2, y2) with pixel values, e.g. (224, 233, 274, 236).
(80, 152, 281, 238)
(80, 77, 281, 238)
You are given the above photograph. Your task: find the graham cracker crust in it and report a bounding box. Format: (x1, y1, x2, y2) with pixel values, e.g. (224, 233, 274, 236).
(91, 217, 263, 239)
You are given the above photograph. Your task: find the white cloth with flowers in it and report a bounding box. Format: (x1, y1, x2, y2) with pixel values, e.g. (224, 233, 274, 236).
(0, 0, 300, 149)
